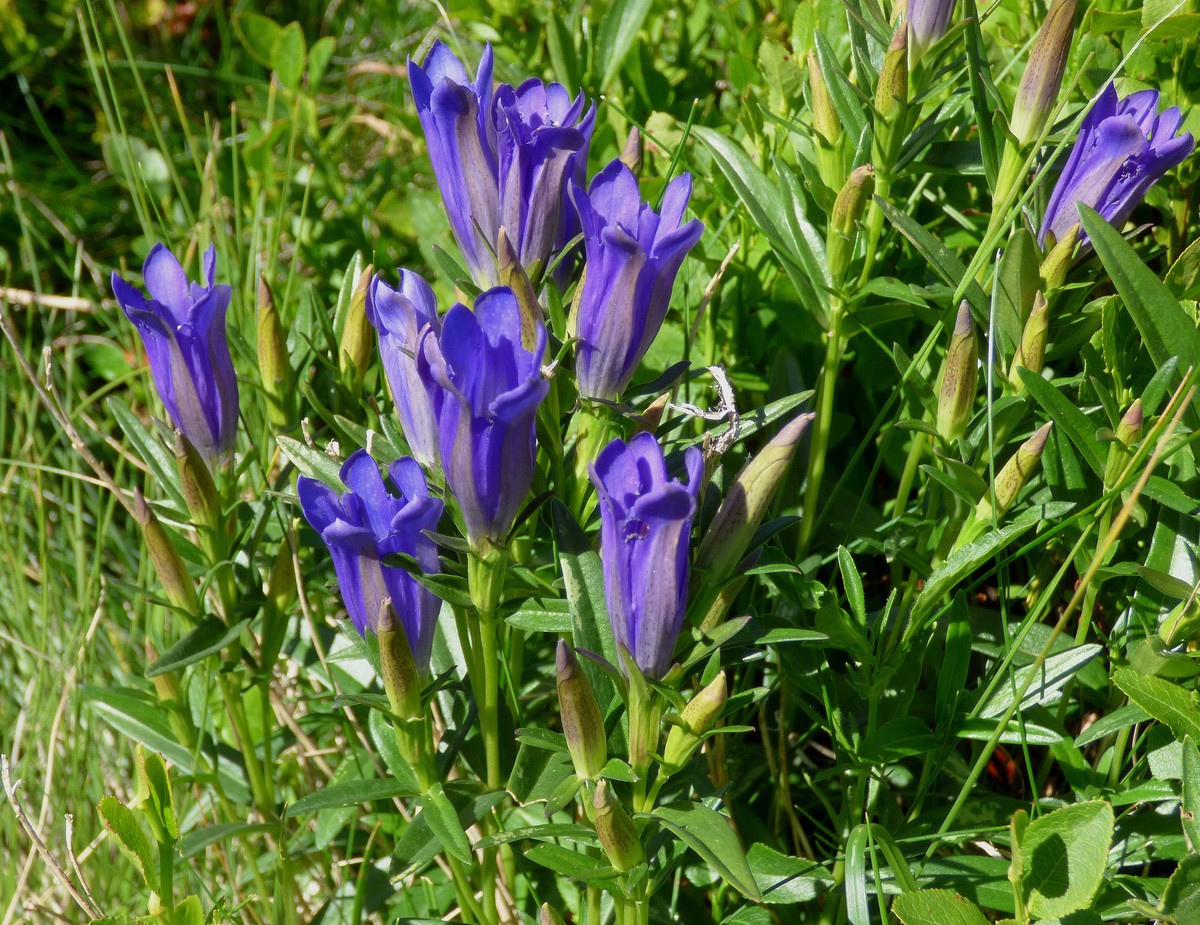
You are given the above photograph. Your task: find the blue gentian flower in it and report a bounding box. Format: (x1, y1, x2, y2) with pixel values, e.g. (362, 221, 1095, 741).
(111, 243, 239, 463)
(367, 270, 444, 469)
(417, 287, 549, 550)
(569, 160, 703, 401)
(590, 433, 704, 679)
(297, 451, 444, 670)
(1040, 83, 1194, 248)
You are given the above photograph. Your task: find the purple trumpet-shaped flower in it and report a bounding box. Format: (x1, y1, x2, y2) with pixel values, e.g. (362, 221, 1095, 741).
(367, 270, 443, 469)
(417, 287, 549, 550)
(409, 41, 593, 288)
(569, 160, 704, 401)
(297, 451, 444, 670)
(495, 78, 594, 276)
(408, 41, 498, 287)
(1039, 83, 1194, 248)
(907, 0, 956, 64)
(111, 243, 239, 462)
(590, 433, 704, 679)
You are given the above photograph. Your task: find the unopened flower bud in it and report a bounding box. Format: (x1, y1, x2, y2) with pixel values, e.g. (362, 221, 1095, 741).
(134, 489, 199, 616)
(1115, 399, 1143, 447)
(619, 126, 642, 174)
(808, 52, 844, 191)
(257, 274, 293, 429)
(175, 431, 221, 540)
(497, 226, 546, 350)
(633, 392, 671, 435)
(1009, 0, 1078, 147)
(1040, 224, 1079, 288)
(593, 780, 643, 872)
(556, 641, 607, 781)
(875, 24, 909, 125)
(907, 0, 957, 67)
(339, 262, 375, 390)
(662, 672, 727, 774)
(976, 422, 1052, 520)
(936, 302, 978, 443)
(808, 53, 840, 147)
(827, 165, 876, 284)
(540, 904, 566, 925)
(378, 598, 421, 721)
(1008, 291, 1049, 389)
(697, 413, 814, 584)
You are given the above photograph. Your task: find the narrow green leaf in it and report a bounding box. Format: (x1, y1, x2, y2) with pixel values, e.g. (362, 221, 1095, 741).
(874, 196, 988, 313)
(747, 843, 835, 904)
(1081, 206, 1200, 372)
(1182, 737, 1200, 850)
(837, 547, 866, 624)
(911, 521, 1035, 631)
(844, 823, 870, 925)
(1162, 853, 1200, 922)
(1016, 369, 1105, 478)
(97, 796, 155, 887)
(525, 843, 617, 881)
(552, 500, 617, 710)
(106, 397, 186, 511)
(422, 784, 473, 863)
(277, 435, 342, 487)
(652, 803, 762, 901)
(1113, 668, 1200, 742)
(145, 618, 248, 677)
(596, 0, 653, 89)
(180, 823, 276, 858)
(978, 644, 1101, 718)
(285, 778, 416, 817)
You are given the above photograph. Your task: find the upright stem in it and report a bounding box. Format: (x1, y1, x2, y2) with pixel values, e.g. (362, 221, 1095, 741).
(798, 302, 845, 555)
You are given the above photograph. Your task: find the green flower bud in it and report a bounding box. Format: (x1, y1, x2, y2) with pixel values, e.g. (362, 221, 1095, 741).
(808, 51, 844, 191)
(339, 262, 375, 390)
(593, 780, 643, 872)
(378, 598, 421, 721)
(497, 226, 545, 350)
(696, 413, 814, 584)
(1040, 224, 1079, 292)
(620, 125, 642, 174)
(556, 641, 607, 781)
(257, 274, 293, 429)
(174, 430, 221, 540)
(661, 672, 727, 774)
(1009, 0, 1078, 147)
(874, 24, 909, 126)
(1008, 291, 1049, 390)
(976, 422, 1052, 520)
(936, 301, 979, 443)
(135, 489, 199, 616)
(827, 164, 876, 285)
(1115, 399, 1143, 447)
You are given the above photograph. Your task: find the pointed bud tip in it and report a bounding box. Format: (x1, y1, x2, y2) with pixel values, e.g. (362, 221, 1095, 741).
(955, 301, 973, 336)
(1026, 421, 1053, 453)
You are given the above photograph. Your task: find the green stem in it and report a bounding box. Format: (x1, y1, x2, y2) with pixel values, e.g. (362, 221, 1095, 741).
(218, 674, 273, 817)
(798, 302, 845, 555)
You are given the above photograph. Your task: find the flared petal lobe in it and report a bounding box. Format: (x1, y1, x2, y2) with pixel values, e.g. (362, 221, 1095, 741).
(111, 243, 239, 462)
(570, 160, 704, 402)
(416, 287, 549, 549)
(298, 451, 443, 671)
(589, 433, 703, 679)
(1039, 83, 1195, 248)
